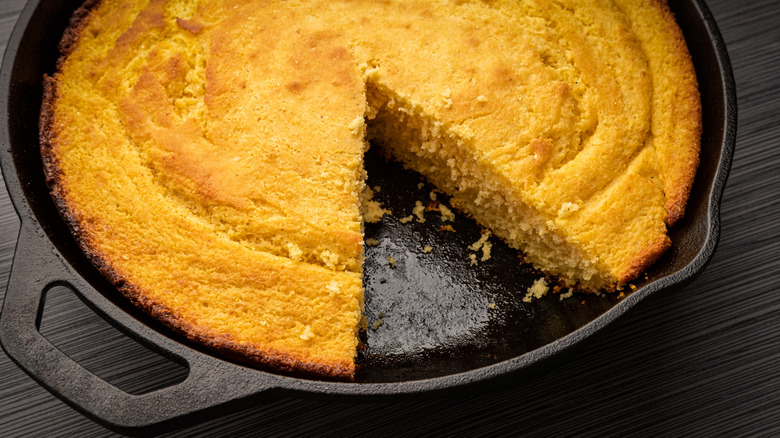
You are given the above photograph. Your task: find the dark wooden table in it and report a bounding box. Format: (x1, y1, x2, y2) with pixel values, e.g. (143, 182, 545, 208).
(1, 0, 778, 436)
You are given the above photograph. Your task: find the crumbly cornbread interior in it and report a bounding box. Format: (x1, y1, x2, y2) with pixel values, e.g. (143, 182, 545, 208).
(42, 0, 700, 379)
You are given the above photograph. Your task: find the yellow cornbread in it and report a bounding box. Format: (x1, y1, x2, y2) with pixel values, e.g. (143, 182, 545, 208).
(42, 0, 700, 379)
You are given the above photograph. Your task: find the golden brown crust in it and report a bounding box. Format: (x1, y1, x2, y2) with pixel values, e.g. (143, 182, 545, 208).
(56, 0, 103, 68)
(40, 0, 101, 187)
(651, 0, 702, 226)
(617, 234, 672, 285)
(128, 279, 354, 381)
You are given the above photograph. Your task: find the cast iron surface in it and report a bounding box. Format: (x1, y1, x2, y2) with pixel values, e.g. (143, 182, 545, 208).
(4, 0, 760, 434)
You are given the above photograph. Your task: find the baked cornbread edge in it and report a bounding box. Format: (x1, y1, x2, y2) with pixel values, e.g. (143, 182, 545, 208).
(39, 0, 355, 381)
(618, 0, 702, 227)
(608, 0, 701, 282)
(655, 0, 702, 226)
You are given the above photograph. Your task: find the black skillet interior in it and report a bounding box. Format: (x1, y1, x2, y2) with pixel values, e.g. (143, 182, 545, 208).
(2, 0, 733, 386)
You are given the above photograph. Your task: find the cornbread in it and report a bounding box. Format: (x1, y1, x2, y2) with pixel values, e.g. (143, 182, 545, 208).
(41, 0, 700, 379)
(523, 278, 550, 303)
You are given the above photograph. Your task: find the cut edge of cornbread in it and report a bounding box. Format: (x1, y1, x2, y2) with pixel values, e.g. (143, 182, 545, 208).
(365, 80, 614, 290)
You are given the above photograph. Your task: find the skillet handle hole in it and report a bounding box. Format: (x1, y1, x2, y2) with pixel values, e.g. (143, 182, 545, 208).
(38, 284, 189, 395)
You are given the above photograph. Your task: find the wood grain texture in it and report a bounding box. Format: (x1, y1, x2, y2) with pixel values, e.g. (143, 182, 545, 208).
(0, 0, 778, 436)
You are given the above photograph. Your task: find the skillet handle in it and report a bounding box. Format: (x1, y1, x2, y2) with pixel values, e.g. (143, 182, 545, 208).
(0, 224, 278, 434)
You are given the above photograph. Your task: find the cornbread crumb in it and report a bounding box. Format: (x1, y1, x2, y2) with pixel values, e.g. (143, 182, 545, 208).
(437, 204, 455, 222)
(559, 289, 574, 301)
(412, 201, 426, 223)
(558, 202, 580, 216)
(362, 186, 391, 223)
(468, 232, 491, 251)
(286, 243, 303, 261)
(429, 191, 438, 201)
(488, 302, 496, 310)
(387, 256, 397, 268)
(468, 231, 492, 261)
(300, 325, 315, 340)
(399, 215, 414, 224)
(440, 225, 456, 232)
(320, 250, 340, 269)
(423, 246, 433, 253)
(523, 278, 549, 303)
(417, 183, 424, 189)
(365, 238, 380, 247)
(469, 254, 478, 266)
(371, 319, 384, 330)
(349, 116, 364, 136)
(481, 241, 492, 262)
(441, 88, 453, 108)
(326, 281, 340, 294)
(363, 64, 381, 78)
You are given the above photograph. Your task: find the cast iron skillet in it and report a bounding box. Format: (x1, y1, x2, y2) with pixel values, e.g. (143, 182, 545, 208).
(0, 0, 735, 434)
